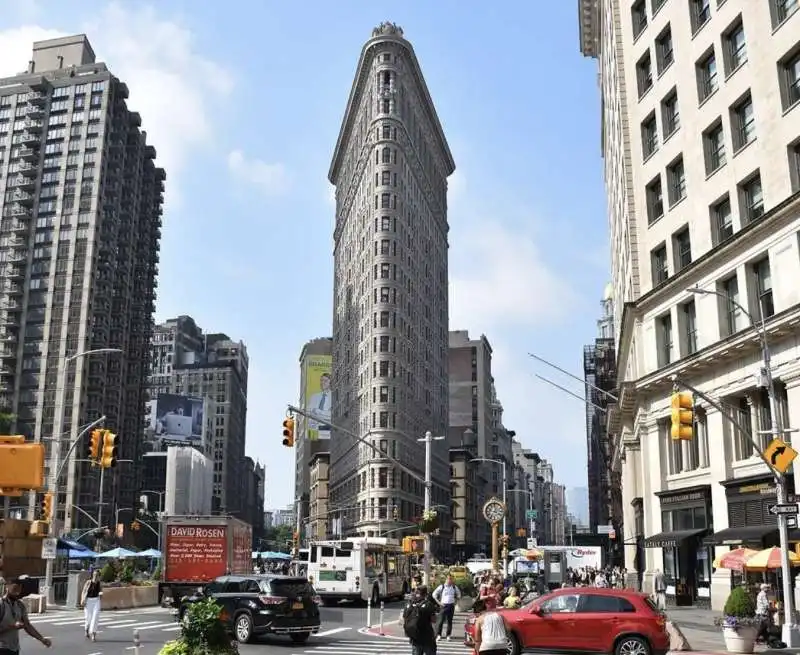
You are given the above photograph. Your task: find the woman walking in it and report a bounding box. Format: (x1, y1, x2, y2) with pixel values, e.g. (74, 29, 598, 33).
(81, 570, 103, 641)
(472, 599, 510, 655)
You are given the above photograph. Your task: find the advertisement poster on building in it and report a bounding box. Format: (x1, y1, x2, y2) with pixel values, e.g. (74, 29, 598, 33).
(304, 356, 332, 440)
(146, 393, 204, 445)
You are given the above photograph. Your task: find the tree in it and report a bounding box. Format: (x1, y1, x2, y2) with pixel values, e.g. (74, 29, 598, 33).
(262, 524, 293, 551)
(0, 412, 15, 433)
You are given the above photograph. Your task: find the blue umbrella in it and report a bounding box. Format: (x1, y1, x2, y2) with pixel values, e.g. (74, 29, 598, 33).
(96, 547, 137, 559)
(137, 549, 161, 558)
(67, 548, 98, 559)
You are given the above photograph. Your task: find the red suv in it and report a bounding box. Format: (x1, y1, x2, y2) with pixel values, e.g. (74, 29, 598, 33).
(464, 588, 669, 655)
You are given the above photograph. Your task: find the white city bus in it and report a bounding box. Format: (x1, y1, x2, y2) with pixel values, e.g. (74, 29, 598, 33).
(306, 537, 411, 605)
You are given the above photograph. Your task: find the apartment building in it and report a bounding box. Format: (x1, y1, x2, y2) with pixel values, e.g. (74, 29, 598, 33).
(580, 0, 800, 609)
(0, 35, 163, 529)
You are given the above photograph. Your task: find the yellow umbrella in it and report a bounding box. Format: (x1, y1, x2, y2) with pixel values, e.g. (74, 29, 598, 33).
(713, 547, 758, 571)
(744, 547, 800, 571)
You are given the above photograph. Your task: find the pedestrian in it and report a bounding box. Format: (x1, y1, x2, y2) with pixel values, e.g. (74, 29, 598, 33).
(653, 569, 666, 610)
(433, 575, 461, 641)
(0, 575, 52, 653)
(80, 569, 103, 641)
(472, 599, 509, 655)
(402, 584, 437, 655)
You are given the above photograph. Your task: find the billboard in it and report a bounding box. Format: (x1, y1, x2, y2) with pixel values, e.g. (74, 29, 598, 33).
(146, 393, 204, 444)
(304, 355, 332, 440)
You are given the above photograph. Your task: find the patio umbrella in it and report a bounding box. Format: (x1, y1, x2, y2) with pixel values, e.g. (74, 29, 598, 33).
(745, 547, 800, 571)
(96, 547, 137, 559)
(67, 548, 98, 559)
(137, 549, 161, 558)
(712, 547, 758, 572)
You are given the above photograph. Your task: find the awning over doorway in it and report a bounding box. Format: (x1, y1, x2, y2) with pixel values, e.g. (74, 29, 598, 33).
(706, 525, 777, 546)
(643, 528, 707, 548)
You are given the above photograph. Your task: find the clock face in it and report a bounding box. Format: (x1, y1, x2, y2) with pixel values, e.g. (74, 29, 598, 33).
(483, 499, 506, 523)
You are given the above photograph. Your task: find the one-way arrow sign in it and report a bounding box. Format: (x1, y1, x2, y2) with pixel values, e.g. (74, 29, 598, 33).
(768, 503, 798, 516)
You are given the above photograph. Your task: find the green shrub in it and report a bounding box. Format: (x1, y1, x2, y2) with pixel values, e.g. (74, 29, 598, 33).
(455, 579, 476, 598)
(99, 563, 116, 583)
(723, 586, 755, 618)
(180, 597, 235, 653)
(152, 563, 162, 581)
(119, 563, 135, 584)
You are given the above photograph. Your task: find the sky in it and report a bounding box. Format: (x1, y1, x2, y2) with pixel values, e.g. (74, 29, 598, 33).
(0, 0, 609, 510)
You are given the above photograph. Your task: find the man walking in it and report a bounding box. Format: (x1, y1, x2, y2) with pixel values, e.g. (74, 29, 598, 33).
(433, 575, 461, 641)
(653, 569, 666, 610)
(403, 585, 437, 655)
(0, 576, 52, 654)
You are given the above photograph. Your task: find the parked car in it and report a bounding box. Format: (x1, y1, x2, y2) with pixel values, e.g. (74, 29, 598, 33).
(177, 574, 322, 644)
(464, 587, 670, 655)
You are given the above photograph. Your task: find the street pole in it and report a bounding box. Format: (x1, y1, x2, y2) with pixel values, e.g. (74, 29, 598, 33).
(417, 431, 444, 586)
(97, 465, 105, 529)
(688, 286, 798, 647)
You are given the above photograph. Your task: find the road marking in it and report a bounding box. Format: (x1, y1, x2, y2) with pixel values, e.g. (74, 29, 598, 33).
(315, 627, 352, 636)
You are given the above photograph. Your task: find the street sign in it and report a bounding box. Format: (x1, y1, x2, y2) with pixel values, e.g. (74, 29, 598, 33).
(527, 537, 537, 549)
(789, 516, 798, 529)
(763, 438, 798, 474)
(597, 524, 613, 535)
(768, 503, 798, 516)
(41, 537, 57, 560)
(526, 509, 538, 520)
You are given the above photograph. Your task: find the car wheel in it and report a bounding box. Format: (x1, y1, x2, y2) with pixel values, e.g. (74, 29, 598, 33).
(234, 613, 253, 644)
(506, 632, 521, 655)
(371, 585, 380, 606)
(615, 635, 651, 655)
(290, 632, 311, 643)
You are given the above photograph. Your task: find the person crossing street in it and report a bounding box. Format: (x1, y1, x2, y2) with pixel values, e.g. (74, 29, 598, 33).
(433, 574, 461, 641)
(0, 576, 52, 654)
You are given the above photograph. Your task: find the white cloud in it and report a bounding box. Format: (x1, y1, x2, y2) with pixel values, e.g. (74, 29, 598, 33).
(227, 149, 291, 197)
(449, 220, 576, 332)
(0, 3, 234, 205)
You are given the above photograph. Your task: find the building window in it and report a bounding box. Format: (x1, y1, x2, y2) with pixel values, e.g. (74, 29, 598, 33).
(657, 312, 673, 367)
(641, 113, 658, 159)
(690, 0, 711, 33)
(778, 50, 800, 111)
(651, 243, 668, 286)
(673, 226, 692, 271)
(656, 25, 674, 73)
(751, 257, 775, 320)
(632, 0, 648, 39)
(723, 19, 747, 74)
(703, 121, 726, 174)
(719, 274, 742, 337)
(697, 50, 718, 102)
(680, 300, 698, 355)
(770, 0, 799, 29)
(790, 141, 800, 193)
(739, 173, 764, 223)
(661, 89, 680, 136)
(730, 93, 755, 152)
(637, 51, 654, 98)
(663, 419, 683, 475)
(652, 0, 666, 12)
(710, 195, 734, 245)
(667, 156, 686, 206)
(646, 175, 664, 224)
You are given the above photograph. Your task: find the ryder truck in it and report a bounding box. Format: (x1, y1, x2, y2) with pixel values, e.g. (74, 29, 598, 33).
(159, 515, 252, 604)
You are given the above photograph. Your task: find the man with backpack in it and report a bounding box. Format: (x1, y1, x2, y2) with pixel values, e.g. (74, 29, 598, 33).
(403, 584, 438, 655)
(0, 576, 52, 654)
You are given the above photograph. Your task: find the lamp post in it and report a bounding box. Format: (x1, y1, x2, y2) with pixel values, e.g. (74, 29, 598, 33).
(470, 457, 508, 539)
(688, 285, 798, 647)
(44, 347, 122, 605)
(417, 431, 445, 586)
(508, 488, 535, 545)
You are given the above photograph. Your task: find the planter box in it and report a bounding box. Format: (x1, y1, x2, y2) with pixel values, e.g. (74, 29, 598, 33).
(100, 584, 158, 610)
(22, 594, 46, 614)
(722, 625, 757, 654)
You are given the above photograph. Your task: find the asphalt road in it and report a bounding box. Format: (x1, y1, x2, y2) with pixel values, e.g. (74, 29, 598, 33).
(14, 600, 473, 655)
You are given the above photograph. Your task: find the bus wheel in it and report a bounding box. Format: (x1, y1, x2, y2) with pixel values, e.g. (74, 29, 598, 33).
(371, 585, 380, 607)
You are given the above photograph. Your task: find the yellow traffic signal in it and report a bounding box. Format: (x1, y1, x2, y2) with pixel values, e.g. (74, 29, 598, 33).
(282, 418, 295, 447)
(671, 391, 694, 441)
(0, 436, 45, 491)
(42, 492, 53, 522)
(130, 520, 140, 531)
(89, 429, 102, 462)
(100, 430, 118, 468)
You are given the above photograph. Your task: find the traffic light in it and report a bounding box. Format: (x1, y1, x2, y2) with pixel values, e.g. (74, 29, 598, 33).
(42, 492, 53, 522)
(392, 505, 399, 521)
(670, 391, 694, 441)
(0, 435, 45, 491)
(89, 429, 102, 463)
(282, 418, 295, 447)
(516, 527, 526, 537)
(100, 430, 118, 468)
(130, 520, 140, 532)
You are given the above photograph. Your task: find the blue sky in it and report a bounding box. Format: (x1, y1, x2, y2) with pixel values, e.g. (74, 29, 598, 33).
(1, 1, 607, 510)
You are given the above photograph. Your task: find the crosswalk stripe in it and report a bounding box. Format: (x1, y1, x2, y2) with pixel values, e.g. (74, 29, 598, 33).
(307, 641, 470, 654)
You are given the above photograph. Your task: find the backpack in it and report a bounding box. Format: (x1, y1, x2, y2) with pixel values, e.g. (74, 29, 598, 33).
(403, 600, 424, 640)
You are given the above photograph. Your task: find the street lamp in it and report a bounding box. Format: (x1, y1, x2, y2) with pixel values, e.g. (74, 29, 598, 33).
(417, 431, 445, 586)
(687, 285, 798, 646)
(470, 457, 508, 538)
(44, 347, 122, 604)
(507, 488, 535, 544)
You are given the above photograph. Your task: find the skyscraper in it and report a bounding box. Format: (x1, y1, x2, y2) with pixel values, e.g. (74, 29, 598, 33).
(0, 35, 163, 529)
(327, 23, 455, 542)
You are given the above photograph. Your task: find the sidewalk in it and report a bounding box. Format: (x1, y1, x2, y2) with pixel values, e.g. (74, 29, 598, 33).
(360, 606, 779, 654)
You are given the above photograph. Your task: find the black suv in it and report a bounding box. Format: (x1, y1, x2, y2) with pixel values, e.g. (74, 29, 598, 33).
(179, 574, 321, 644)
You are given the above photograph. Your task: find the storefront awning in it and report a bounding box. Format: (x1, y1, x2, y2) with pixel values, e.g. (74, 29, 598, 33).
(643, 528, 707, 548)
(705, 525, 778, 546)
